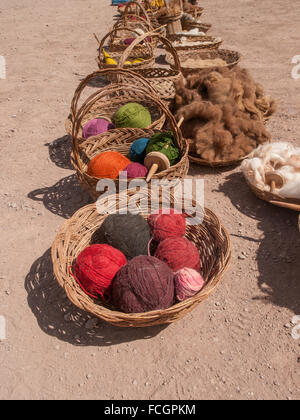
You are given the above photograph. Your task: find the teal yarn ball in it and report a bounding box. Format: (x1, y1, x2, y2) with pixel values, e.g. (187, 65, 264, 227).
(129, 137, 150, 163)
(113, 103, 152, 129)
(146, 132, 180, 166)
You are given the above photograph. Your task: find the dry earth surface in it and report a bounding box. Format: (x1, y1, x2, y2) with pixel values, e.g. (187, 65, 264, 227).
(0, 0, 299, 400)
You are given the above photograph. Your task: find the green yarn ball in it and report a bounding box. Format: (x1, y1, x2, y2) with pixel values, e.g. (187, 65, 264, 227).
(146, 132, 180, 166)
(113, 103, 152, 129)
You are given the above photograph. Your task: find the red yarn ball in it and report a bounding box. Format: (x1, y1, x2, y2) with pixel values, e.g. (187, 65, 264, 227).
(112, 256, 175, 313)
(73, 244, 127, 300)
(154, 237, 200, 272)
(148, 208, 186, 242)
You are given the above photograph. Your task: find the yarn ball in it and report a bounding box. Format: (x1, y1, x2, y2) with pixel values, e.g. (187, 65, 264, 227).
(91, 213, 151, 260)
(113, 103, 152, 129)
(174, 268, 205, 302)
(73, 244, 127, 300)
(155, 237, 201, 272)
(120, 162, 148, 179)
(112, 256, 175, 313)
(87, 151, 131, 179)
(82, 118, 115, 139)
(148, 208, 186, 242)
(146, 131, 180, 166)
(129, 137, 150, 163)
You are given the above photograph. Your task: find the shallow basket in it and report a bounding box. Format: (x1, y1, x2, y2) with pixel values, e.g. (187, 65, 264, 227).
(118, 31, 183, 104)
(183, 4, 204, 19)
(71, 85, 189, 199)
(245, 179, 300, 211)
(97, 26, 155, 71)
(168, 48, 242, 76)
(51, 193, 231, 328)
(66, 69, 166, 137)
(171, 35, 223, 51)
(181, 18, 211, 33)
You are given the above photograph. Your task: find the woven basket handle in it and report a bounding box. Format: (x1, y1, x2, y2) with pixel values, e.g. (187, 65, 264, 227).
(119, 31, 181, 72)
(112, 13, 154, 37)
(70, 68, 157, 122)
(72, 83, 184, 172)
(97, 26, 153, 65)
(124, 1, 152, 24)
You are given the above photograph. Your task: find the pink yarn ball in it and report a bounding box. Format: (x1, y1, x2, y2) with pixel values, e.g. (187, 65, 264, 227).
(120, 162, 148, 179)
(83, 118, 115, 139)
(174, 268, 205, 301)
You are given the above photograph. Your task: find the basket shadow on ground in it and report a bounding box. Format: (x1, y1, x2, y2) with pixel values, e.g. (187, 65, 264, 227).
(27, 174, 93, 219)
(218, 172, 300, 315)
(25, 248, 167, 347)
(46, 135, 73, 170)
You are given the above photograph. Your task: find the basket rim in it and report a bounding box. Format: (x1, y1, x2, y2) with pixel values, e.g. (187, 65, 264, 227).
(51, 202, 231, 325)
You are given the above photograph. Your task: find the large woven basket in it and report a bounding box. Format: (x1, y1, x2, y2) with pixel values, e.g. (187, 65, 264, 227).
(51, 190, 231, 328)
(71, 86, 189, 199)
(118, 31, 182, 104)
(168, 48, 242, 76)
(97, 26, 155, 71)
(66, 69, 166, 137)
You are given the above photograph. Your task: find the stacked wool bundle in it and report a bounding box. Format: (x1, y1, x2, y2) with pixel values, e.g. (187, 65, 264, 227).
(120, 162, 148, 179)
(112, 256, 175, 313)
(91, 213, 151, 260)
(148, 208, 186, 242)
(242, 142, 300, 199)
(73, 244, 127, 300)
(174, 67, 276, 162)
(130, 137, 150, 162)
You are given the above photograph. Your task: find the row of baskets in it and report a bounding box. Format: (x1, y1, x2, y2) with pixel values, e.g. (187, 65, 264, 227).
(51, 2, 235, 328)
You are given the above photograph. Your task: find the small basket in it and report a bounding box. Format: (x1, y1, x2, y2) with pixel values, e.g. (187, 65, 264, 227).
(71, 84, 189, 199)
(66, 69, 166, 137)
(181, 16, 211, 33)
(97, 26, 155, 71)
(171, 35, 223, 51)
(168, 48, 242, 76)
(189, 154, 247, 167)
(183, 4, 204, 19)
(118, 31, 183, 104)
(125, 1, 167, 36)
(51, 191, 231, 328)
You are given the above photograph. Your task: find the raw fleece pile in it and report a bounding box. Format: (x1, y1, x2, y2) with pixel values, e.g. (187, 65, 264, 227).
(174, 67, 276, 162)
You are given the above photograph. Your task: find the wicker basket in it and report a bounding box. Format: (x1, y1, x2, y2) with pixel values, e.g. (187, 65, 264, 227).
(171, 35, 223, 51)
(183, 4, 204, 19)
(118, 31, 182, 104)
(66, 69, 166, 137)
(168, 48, 242, 76)
(51, 191, 231, 328)
(97, 26, 155, 71)
(245, 179, 300, 211)
(126, 1, 167, 36)
(71, 86, 189, 199)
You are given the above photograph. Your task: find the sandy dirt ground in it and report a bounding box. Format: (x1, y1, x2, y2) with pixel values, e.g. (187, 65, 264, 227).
(0, 0, 299, 401)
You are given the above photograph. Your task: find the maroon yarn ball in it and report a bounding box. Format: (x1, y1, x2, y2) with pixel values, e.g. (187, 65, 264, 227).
(154, 237, 201, 272)
(112, 256, 175, 313)
(148, 208, 186, 242)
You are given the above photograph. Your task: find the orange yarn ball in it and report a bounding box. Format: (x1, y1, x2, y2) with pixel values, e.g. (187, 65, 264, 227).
(87, 151, 131, 179)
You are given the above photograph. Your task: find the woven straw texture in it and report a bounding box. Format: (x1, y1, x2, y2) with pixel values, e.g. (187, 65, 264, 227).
(168, 48, 242, 76)
(51, 190, 231, 327)
(245, 179, 300, 211)
(71, 84, 189, 199)
(171, 35, 223, 51)
(118, 31, 182, 103)
(66, 68, 166, 137)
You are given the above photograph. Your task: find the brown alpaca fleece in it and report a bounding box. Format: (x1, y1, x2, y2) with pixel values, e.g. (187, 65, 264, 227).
(174, 67, 275, 162)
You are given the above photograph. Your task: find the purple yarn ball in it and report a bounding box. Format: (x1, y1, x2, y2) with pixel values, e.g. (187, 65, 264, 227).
(83, 118, 115, 139)
(120, 162, 148, 179)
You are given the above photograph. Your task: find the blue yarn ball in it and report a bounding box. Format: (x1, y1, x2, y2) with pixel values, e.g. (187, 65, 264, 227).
(129, 138, 150, 163)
